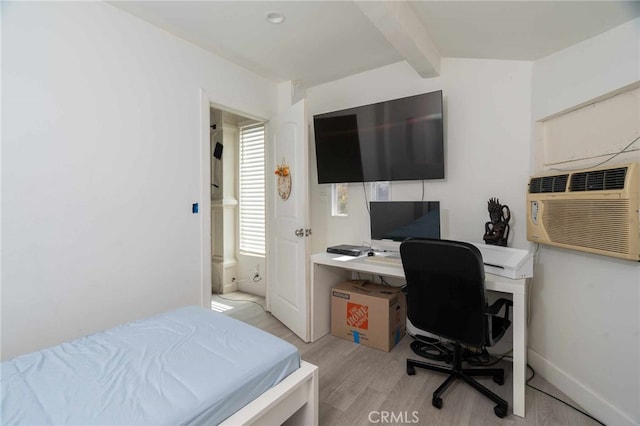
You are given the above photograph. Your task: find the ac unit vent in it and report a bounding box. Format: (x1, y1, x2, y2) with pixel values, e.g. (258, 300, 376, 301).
(527, 162, 639, 261)
(569, 167, 627, 192)
(529, 174, 568, 193)
(542, 199, 630, 254)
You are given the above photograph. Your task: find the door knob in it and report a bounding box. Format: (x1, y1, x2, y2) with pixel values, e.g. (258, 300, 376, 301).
(295, 228, 304, 237)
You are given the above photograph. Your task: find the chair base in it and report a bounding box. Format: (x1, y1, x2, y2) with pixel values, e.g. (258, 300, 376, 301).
(406, 344, 509, 418)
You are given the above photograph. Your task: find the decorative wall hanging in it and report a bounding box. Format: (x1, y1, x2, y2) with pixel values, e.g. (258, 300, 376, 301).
(483, 197, 510, 247)
(275, 158, 291, 200)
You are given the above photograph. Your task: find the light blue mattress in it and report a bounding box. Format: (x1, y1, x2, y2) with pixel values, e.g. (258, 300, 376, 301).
(1, 306, 300, 425)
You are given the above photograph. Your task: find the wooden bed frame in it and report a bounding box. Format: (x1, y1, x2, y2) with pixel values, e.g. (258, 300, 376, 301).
(220, 360, 318, 426)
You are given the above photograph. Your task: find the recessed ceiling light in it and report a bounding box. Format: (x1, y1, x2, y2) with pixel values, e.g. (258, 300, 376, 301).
(266, 11, 285, 25)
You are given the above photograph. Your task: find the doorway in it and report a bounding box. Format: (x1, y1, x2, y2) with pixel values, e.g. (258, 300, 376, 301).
(201, 91, 311, 342)
(208, 106, 267, 300)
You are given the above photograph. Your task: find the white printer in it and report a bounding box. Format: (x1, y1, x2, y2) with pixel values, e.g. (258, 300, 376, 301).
(467, 242, 533, 279)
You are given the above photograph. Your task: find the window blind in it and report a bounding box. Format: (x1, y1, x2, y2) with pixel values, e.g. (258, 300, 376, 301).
(239, 123, 265, 256)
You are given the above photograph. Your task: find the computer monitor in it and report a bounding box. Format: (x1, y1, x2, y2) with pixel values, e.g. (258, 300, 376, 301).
(370, 201, 440, 252)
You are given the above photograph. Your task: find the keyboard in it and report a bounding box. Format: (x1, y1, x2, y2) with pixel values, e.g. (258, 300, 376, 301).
(364, 255, 402, 265)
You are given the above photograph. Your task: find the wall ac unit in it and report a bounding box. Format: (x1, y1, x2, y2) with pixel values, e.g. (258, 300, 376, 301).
(527, 162, 639, 261)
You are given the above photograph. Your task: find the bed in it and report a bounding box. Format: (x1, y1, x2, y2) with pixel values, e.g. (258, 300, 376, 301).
(1, 306, 318, 425)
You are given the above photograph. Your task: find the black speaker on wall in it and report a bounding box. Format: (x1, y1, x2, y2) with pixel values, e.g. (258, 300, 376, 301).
(213, 142, 223, 160)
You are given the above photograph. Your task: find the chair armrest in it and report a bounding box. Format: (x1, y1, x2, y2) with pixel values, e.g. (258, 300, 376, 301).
(486, 298, 513, 320)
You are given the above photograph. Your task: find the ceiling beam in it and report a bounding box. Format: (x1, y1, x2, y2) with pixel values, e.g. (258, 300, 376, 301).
(355, 0, 441, 78)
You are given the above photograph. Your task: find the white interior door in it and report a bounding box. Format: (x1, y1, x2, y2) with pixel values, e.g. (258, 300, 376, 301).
(266, 99, 310, 342)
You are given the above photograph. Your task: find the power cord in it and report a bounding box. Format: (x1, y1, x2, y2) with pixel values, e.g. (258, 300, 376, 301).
(212, 291, 267, 312)
(407, 332, 452, 362)
(379, 275, 393, 286)
(362, 181, 370, 214)
(408, 332, 513, 367)
(447, 350, 606, 425)
(549, 134, 639, 171)
(408, 334, 605, 424)
(465, 350, 513, 367)
(526, 364, 606, 426)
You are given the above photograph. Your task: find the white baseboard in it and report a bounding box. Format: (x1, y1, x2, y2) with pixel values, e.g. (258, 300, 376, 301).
(528, 348, 636, 426)
(222, 282, 238, 294)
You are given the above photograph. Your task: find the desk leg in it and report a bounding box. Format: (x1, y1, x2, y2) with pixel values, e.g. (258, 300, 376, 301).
(512, 291, 526, 417)
(310, 263, 351, 342)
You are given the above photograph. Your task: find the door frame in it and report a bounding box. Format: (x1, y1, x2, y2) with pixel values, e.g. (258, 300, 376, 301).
(199, 89, 269, 307)
(199, 89, 212, 307)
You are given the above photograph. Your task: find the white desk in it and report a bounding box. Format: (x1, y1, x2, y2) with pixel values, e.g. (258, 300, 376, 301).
(310, 252, 528, 418)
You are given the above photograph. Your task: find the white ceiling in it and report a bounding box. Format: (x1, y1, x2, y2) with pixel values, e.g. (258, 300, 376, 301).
(111, 1, 640, 89)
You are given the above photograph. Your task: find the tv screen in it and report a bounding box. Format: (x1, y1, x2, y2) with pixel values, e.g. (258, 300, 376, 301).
(313, 91, 444, 184)
(370, 201, 440, 242)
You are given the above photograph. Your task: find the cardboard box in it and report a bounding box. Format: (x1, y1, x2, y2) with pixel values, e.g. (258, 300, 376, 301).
(331, 280, 406, 352)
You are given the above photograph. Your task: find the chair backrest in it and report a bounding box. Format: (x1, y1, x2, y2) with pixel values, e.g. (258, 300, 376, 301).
(400, 238, 488, 347)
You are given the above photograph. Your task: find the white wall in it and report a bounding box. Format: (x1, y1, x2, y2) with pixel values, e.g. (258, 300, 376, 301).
(1, 1, 276, 359)
(307, 59, 533, 255)
(307, 21, 640, 424)
(236, 255, 266, 297)
(532, 18, 640, 121)
(529, 19, 640, 426)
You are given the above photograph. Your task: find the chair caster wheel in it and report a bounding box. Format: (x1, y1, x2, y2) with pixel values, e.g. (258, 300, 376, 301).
(493, 375, 505, 385)
(407, 365, 416, 376)
(494, 404, 507, 418)
(432, 397, 443, 409)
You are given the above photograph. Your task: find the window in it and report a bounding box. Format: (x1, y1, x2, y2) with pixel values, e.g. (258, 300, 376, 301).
(371, 181, 390, 201)
(331, 182, 389, 216)
(332, 183, 349, 216)
(239, 123, 265, 255)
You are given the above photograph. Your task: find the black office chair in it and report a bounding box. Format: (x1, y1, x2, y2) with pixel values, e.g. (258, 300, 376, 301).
(400, 238, 513, 418)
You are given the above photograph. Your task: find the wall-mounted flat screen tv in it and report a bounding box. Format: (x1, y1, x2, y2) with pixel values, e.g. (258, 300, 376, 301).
(313, 90, 444, 184)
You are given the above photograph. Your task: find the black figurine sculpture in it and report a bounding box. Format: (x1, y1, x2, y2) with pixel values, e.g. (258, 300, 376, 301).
(483, 198, 510, 247)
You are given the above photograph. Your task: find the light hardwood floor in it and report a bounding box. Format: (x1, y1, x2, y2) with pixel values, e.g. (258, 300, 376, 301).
(212, 292, 602, 426)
